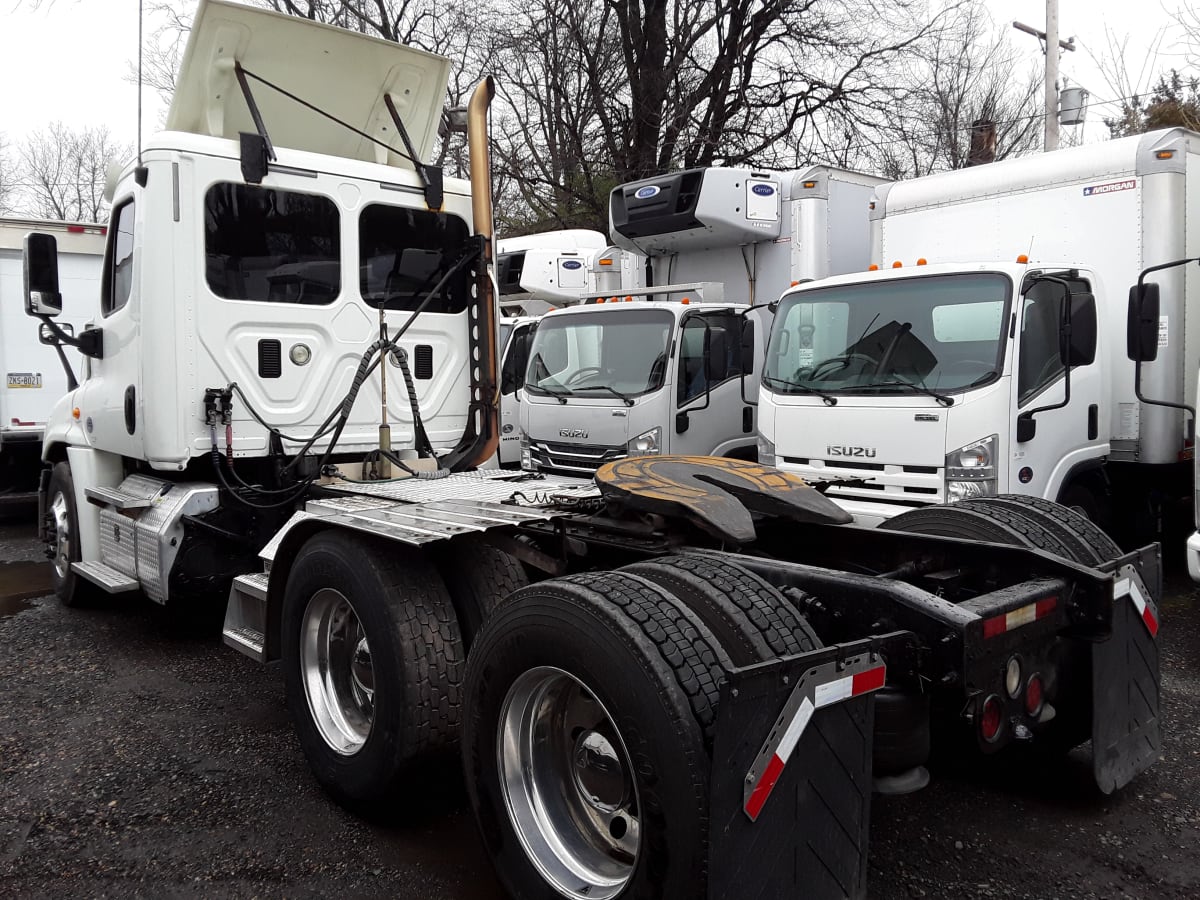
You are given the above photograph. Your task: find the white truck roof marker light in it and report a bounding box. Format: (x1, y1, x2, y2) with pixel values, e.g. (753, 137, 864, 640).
(743, 654, 886, 821)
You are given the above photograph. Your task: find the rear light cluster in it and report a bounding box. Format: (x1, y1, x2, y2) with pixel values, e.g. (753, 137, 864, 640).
(977, 655, 1047, 744)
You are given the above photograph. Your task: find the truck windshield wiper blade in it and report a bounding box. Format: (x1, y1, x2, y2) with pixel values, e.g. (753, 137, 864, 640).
(841, 380, 955, 406)
(571, 384, 635, 407)
(532, 383, 573, 404)
(764, 375, 838, 406)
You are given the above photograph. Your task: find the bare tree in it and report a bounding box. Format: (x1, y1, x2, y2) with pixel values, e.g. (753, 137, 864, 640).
(0, 134, 15, 215)
(19, 123, 131, 223)
(843, 4, 1042, 179)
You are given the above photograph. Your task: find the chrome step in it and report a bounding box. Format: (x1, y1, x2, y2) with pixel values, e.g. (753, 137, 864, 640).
(84, 485, 156, 512)
(223, 572, 269, 663)
(72, 561, 139, 593)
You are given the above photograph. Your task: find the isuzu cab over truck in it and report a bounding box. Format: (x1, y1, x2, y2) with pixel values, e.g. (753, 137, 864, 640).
(517, 166, 884, 477)
(761, 129, 1200, 537)
(19, 4, 1164, 898)
(0, 218, 105, 506)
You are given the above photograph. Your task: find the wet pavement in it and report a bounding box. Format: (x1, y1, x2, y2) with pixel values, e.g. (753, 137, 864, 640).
(0, 517, 1197, 898)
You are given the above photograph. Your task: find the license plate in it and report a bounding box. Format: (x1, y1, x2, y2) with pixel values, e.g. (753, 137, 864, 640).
(6, 373, 42, 389)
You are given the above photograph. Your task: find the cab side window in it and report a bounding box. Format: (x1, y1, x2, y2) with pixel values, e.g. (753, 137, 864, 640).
(678, 313, 742, 405)
(1017, 278, 1090, 405)
(102, 199, 136, 316)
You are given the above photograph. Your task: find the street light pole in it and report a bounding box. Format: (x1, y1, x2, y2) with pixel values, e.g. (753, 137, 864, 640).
(1014, 0, 1076, 153)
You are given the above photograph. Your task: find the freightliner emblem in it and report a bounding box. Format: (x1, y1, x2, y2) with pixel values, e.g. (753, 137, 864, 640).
(560, 428, 588, 439)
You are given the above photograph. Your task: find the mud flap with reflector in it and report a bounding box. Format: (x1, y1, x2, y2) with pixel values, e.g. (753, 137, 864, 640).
(708, 635, 904, 900)
(1092, 559, 1161, 795)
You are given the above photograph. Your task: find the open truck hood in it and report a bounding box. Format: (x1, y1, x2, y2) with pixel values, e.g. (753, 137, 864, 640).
(166, 0, 451, 169)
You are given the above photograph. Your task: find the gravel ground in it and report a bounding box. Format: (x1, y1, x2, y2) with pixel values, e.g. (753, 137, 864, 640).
(1, 517, 1198, 899)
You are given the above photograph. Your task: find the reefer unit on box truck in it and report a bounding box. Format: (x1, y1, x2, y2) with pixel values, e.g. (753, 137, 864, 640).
(760, 128, 1199, 537)
(516, 165, 885, 478)
(0, 218, 105, 503)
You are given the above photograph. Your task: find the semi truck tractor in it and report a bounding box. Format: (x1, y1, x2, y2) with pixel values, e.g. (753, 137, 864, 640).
(760, 129, 1200, 538)
(516, 166, 885, 477)
(0, 218, 105, 507)
(19, 4, 1163, 898)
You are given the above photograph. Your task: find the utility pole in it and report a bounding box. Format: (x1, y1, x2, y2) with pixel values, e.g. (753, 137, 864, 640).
(1014, 0, 1076, 152)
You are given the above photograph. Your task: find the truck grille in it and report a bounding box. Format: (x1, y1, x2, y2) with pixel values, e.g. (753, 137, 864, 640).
(780, 457, 945, 505)
(530, 440, 625, 476)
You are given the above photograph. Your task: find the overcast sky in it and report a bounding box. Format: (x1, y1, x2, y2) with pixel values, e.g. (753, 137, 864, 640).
(0, 0, 1192, 155)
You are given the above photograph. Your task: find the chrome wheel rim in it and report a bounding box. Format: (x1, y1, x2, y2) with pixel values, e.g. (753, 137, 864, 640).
(498, 667, 639, 899)
(48, 491, 72, 581)
(300, 588, 374, 755)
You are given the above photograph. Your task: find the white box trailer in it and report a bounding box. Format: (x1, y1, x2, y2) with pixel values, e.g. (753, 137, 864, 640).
(0, 218, 105, 502)
(760, 128, 1199, 536)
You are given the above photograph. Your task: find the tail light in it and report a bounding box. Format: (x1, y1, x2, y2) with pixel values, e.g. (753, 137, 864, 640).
(1025, 674, 1045, 717)
(980, 694, 1003, 743)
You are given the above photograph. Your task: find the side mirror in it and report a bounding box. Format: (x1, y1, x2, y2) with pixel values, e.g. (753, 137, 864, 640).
(676, 411, 690, 434)
(704, 326, 727, 382)
(1064, 293, 1097, 366)
(740, 319, 755, 373)
(23, 233, 62, 317)
(1017, 412, 1036, 443)
(1127, 283, 1160, 363)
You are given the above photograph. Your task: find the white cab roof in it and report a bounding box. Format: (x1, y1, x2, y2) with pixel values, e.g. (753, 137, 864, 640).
(166, 0, 451, 169)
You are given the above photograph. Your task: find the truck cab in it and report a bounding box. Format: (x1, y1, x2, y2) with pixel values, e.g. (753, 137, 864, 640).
(760, 261, 1101, 524)
(519, 294, 757, 475)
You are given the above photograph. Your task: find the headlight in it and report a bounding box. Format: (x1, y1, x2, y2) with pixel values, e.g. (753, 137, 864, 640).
(757, 433, 777, 467)
(945, 434, 997, 502)
(520, 431, 536, 471)
(627, 427, 661, 456)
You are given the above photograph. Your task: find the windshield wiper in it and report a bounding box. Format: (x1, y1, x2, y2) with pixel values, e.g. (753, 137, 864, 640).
(841, 380, 954, 407)
(532, 383, 573, 404)
(763, 375, 838, 406)
(571, 384, 635, 407)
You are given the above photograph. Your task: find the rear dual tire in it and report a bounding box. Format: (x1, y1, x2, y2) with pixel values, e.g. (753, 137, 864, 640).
(464, 559, 822, 899)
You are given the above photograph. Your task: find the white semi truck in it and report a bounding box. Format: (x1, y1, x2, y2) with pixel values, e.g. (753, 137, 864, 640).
(17, 4, 1165, 898)
(0, 218, 105, 506)
(517, 166, 885, 477)
(760, 129, 1200, 538)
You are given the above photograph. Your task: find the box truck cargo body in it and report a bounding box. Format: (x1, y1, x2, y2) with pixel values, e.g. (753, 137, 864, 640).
(761, 129, 1200, 533)
(0, 218, 105, 501)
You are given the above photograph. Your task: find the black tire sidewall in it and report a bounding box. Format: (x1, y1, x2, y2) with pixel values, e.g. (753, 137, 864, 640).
(282, 533, 421, 810)
(464, 597, 708, 900)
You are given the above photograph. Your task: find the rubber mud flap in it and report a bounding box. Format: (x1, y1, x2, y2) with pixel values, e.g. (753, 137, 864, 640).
(708, 659, 873, 899)
(1091, 573, 1161, 795)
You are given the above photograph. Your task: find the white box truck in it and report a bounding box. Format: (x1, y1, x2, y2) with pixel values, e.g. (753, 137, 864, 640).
(14, 4, 1166, 896)
(760, 129, 1200, 536)
(0, 218, 105, 506)
(517, 166, 885, 477)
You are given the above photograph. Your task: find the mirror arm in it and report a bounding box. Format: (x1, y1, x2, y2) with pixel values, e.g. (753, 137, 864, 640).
(38, 315, 104, 360)
(1132, 258, 1200, 438)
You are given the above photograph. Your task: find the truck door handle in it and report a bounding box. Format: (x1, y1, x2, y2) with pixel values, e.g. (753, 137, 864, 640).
(124, 385, 137, 435)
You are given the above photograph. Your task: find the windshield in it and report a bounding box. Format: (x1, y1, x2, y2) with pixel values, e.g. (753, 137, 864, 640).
(525, 308, 674, 399)
(765, 273, 1010, 397)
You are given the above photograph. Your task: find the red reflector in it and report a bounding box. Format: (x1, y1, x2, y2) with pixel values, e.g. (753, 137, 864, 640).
(66, 225, 85, 233)
(11, 418, 36, 427)
(852, 666, 886, 694)
(982, 616, 1006, 639)
(744, 754, 785, 820)
(1035, 596, 1058, 618)
(980, 695, 1003, 742)
(1025, 675, 1044, 716)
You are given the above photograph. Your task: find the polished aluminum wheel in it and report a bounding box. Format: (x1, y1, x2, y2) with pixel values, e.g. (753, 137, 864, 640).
(48, 491, 72, 581)
(300, 588, 375, 755)
(498, 667, 640, 900)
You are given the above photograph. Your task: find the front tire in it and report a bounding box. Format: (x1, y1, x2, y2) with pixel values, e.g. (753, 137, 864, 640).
(282, 531, 465, 816)
(45, 461, 98, 607)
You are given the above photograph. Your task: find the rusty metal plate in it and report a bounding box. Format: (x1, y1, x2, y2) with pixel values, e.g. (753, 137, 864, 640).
(595, 455, 852, 545)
